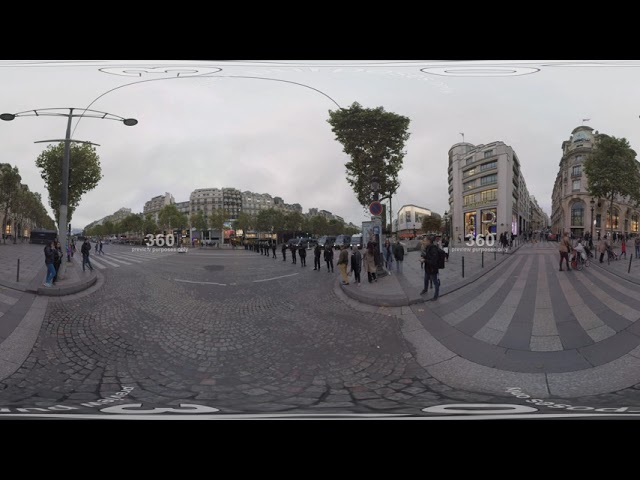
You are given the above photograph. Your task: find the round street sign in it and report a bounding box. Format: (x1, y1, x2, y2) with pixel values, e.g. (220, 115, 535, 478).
(369, 201, 383, 216)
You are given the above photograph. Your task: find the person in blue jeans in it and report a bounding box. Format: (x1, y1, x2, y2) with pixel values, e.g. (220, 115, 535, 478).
(43, 240, 57, 287)
(420, 236, 440, 301)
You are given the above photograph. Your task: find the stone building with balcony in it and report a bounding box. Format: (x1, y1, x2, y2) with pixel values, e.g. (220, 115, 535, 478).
(551, 126, 640, 239)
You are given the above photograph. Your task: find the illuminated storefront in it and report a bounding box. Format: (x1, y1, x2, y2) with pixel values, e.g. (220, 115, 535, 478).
(464, 211, 476, 237)
(480, 208, 497, 235)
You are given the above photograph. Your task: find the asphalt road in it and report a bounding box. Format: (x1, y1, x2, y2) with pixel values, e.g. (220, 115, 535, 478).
(2, 245, 640, 419)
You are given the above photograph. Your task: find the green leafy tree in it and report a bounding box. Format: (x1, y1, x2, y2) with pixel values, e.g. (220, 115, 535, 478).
(232, 211, 254, 238)
(309, 215, 329, 237)
(327, 219, 342, 235)
(102, 220, 114, 236)
(143, 214, 159, 235)
(0, 163, 22, 243)
(283, 211, 304, 234)
(158, 205, 185, 231)
(10, 185, 32, 243)
(255, 209, 285, 243)
(584, 134, 640, 238)
(191, 211, 207, 231)
(421, 215, 442, 234)
(208, 209, 228, 247)
(327, 102, 411, 207)
(120, 214, 143, 238)
(35, 143, 102, 224)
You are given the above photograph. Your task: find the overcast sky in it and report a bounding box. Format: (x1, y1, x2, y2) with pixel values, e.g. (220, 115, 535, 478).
(2, 60, 640, 230)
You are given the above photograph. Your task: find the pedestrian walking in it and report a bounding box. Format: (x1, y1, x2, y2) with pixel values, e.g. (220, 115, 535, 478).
(363, 243, 377, 283)
(559, 233, 572, 271)
(272, 242, 277, 258)
(383, 239, 394, 273)
(420, 235, 440, 300)
(291, 243, 297, 264)
(350, 246, 362, 284)
(281, 243, 287, 261)
(52, 241, 63, 284)
(337, 244, 350, 284)
(324, 245, 334, 273)
(43, 240, 57, 287)
(81, 238, 94, 272)
(298, 245, 307, 267)
(393, 239, 404, 273)
(635, 236, 640, 259)
(313, 244, 321, 270)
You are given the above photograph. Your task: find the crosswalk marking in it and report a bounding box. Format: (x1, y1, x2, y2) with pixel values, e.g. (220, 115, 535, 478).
(0, 291, 19, 306)
(442, 257, 524, 326)
(474, 256, 533, 344)
(550, 256, 614, 342)
(433, 244, 640, 353)
(78, 248, 176, 271)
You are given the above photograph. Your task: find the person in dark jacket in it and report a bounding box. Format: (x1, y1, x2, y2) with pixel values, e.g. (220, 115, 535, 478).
(313, 244, 321, 270)
(324, 245, 334, 273)
(393, 240, 405, 273)
(52, 241, 63, 283)
(281, 242, 287, 261)
(350, 246, 362, 284)
(291, 243, 297, 264)
(298, 245, 307, 267)
(81, 239, 94, 272)
(272, 242, 277, 259)
(420, 236, 440, 300)
(43, 241, 57, 287)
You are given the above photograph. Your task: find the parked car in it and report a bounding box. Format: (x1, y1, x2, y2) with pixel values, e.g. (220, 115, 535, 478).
(288, 237, 317, 249)
(317, 235, 336, 249)
(350, 233, 363, 248)
(334, 234, 352, 250)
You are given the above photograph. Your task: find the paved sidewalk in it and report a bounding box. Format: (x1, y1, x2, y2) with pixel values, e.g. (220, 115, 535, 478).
(590, 240, 640, 285)
(0, 243, 96, 296)
(340, 238, 529, 306)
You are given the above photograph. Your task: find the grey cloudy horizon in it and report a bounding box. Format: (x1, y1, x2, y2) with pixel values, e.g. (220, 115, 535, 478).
(2, 60, 640, 231)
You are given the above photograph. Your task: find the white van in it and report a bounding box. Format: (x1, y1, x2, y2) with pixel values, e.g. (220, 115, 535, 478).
(350, 233, 363, 248)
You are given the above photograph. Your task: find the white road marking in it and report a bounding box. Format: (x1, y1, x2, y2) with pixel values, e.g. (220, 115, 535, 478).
(253, 273, 299, 283)
(174, 279, 227, 286)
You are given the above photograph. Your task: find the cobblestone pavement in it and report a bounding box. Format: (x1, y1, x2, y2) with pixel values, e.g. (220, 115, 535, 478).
(2, 246, 640, 418)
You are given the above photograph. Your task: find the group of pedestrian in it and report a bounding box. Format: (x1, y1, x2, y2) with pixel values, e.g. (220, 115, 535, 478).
(43, 238, 96, 287)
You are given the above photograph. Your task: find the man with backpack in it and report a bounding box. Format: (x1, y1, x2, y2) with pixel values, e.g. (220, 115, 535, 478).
(420, 235, 443, 301)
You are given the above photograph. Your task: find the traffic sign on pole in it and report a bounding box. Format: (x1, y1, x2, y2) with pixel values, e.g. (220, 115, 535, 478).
(369, 201, 383, 216)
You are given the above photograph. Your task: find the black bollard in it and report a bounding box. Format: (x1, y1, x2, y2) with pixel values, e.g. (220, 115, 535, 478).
(629, 254, 633, 274)
(462, 256, 465, 278)
(482, 251, 484, 268)
(16, 258, 20, 282)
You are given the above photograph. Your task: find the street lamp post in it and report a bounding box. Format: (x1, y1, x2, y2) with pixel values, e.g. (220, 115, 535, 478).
(1, 108, 137, 279)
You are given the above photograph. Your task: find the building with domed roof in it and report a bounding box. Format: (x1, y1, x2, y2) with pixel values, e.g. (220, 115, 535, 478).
(550, 125, 640, 239)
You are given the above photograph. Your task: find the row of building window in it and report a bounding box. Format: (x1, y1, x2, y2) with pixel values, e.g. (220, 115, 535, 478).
(464, 188, 498, 206)
(464, 173, 497, 191)
(569, 204, 639, 231)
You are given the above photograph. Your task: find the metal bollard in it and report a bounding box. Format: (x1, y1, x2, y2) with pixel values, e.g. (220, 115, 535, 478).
(482, 251, 484, 268)
(494, 250, 496, 261)
(629, 254, 633, 274)
(16, 258, 20, 282)
(462, 256, 465, 278)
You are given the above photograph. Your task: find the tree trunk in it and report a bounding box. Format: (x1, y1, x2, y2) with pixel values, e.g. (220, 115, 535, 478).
(610, 192, 615, 241)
